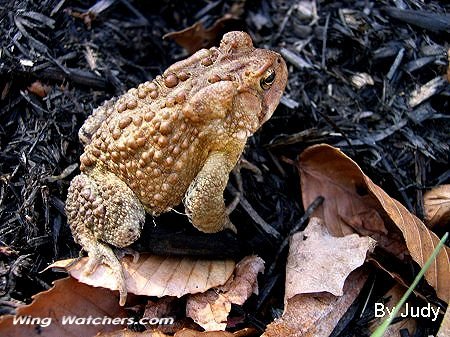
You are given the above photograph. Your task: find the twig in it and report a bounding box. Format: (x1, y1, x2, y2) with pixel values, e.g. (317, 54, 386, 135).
(227, 184, 281, 240)
(266, 196, 324, 276)
(321, 13, 330, 69)
(386, 47, 404, 81)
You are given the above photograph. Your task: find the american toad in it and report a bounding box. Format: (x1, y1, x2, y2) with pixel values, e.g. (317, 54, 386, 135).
(65, 31, 287, 305)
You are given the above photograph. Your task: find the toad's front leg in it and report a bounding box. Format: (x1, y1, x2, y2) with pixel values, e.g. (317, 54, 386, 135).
(65, 170, 145, 306)
(184, 152, 238, 233)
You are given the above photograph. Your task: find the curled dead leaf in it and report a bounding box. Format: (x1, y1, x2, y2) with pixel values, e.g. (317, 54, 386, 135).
(97, 328, 251, 337)
(50, 254, 235, 300)
(298, 144, 450, 303)
(437, 306, 450, 337)
(424, 184, 450, 230)
(367, 284, 417, 336)
(186, 256, 264, 331)
(174, 328, 251, 337)
(142, 297, 195, 334)
(186, 291, 231, 331)
(263, 269, 368, 337)
(96, 329, 169, 337)
(27, 80, 50, 97)
(164, 3, 244, 54)
(220, 255, 265, 304)
(0, 277, 126, 337)
(285, 217, 375, 301)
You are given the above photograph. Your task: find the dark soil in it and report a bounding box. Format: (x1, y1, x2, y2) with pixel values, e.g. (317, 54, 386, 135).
(0, 0, 449, 336)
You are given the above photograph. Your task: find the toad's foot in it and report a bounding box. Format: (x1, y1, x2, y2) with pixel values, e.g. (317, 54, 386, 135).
(83, 242, 128, 306)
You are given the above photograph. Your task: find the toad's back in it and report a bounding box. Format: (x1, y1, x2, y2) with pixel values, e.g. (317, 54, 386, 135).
(78, 80, 212, 215)
(77, 31, 288, 215)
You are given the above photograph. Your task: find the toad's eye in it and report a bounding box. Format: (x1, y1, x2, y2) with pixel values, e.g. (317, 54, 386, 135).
(260, 69, 275, 90)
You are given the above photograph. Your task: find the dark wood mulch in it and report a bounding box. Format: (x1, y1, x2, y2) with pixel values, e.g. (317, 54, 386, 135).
(0, 0, 449, 335)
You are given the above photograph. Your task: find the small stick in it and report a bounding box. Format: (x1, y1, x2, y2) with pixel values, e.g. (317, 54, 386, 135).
(266, 196, 324, 276)
(321, 13, 331, 69)
(227, 184, 281, 240)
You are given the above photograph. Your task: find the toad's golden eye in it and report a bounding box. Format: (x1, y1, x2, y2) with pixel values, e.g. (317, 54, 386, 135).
(260, 69, 275, 90)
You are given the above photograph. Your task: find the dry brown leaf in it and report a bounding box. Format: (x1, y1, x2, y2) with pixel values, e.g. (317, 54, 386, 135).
(163, 18, 233, 54)
(163, 4, 244, 54)
(142, 298, 200, 334)
(424, 184, 450, 230)
(97, 330, 169, 337)
(298, 144, 450, 303)
(98, 328, 250, 337)
(367, 284, 417, 336)
(50, 254, 235, 299)
(186, 256, 264, 331)
(143, 297, 176, 325)
(142, 297, 195, 334)
(0, 277, 126, 337)
(438, 305, 450, 337)
(263, 268, 368, 337)
(219, 255, 265, 303)
(27, 80, 50, 97)
(174, 329, 246, 337)
(285, 217, 375, 300)
(186, 291, 231, 332)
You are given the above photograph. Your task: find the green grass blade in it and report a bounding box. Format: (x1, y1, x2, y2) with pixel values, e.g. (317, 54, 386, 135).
(371, 232, 448, 337)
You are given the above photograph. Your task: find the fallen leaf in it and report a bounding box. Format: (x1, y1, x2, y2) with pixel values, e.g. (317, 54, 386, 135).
(97, 330, 168, 337)
(142, 297, 179, 333)
(174, 328, 254, 337)
(424, 184, 450, 230)
(0, 277, 126, 337)
(27, 80, 50, 97)
(164, 3, 244, 54)
(298, 144, 450, 303)
(299, 146, 403, 254)
(174, 329, 234, 337)
(141, 298, 200, 334)
(186, 256, 264, 330)
(367, 284, 417, 336)
(437, 305, 450, 337)
(366, 256, 430, 303)
(50, 254, 235, 299)
(175, 328, 254, 337)
(144, 297, 176, 318)
(187, 291, 231, 332)
(285, 217, 375, 300)
(164, 16, 238, 54)
(98, 328, 250, 337)
(219, 255, 265, 304)
(263, 268, 368, 337)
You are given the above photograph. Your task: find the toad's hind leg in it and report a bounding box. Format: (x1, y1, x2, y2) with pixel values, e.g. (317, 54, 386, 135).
(65, 171, 145, 306)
